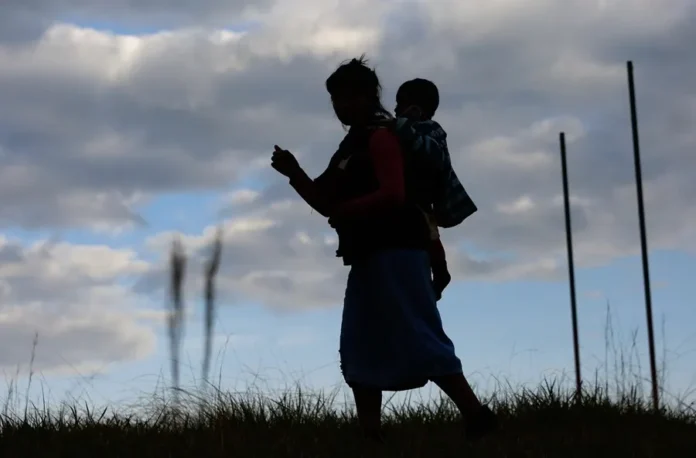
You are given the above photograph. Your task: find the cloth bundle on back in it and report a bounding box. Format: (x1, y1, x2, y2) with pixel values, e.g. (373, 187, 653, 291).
(333, 113, 477, 230)
(394, 117, 477, 229)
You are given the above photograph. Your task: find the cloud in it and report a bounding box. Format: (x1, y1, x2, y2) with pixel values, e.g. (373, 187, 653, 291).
(0, 10, 383, 228)
(0, 0, 694, 312)
(0, 235, 156, 372)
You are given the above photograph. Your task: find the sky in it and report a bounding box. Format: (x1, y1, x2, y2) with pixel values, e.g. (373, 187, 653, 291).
(1, 0, 695, 413)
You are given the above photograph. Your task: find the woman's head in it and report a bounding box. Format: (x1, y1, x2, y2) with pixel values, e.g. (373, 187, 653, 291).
(325, 55, 388, 126)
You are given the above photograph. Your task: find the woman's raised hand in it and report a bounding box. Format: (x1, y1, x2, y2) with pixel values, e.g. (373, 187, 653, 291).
(271, 145, 301, 178)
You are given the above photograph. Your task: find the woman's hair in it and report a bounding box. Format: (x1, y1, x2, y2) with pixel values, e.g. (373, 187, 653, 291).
(396, 78, 440, 119)
(325, 54, 390, 117)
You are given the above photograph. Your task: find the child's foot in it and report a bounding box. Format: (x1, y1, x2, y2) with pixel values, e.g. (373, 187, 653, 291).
(465, 405, 498, 440)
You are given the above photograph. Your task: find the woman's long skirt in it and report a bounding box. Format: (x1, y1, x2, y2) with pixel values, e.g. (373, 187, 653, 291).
(339, 249, 463, 391)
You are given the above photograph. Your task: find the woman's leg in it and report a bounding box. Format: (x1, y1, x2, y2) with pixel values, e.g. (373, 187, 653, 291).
(341, 264, 384, 438)
(430, 373, 482, 416)
(351, 384, 383, 437)
(430, 373, 498, 439)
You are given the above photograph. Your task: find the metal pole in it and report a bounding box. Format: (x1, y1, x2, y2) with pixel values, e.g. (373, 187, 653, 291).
(559, 132, 582, 401)
(626, 60, 659, 411)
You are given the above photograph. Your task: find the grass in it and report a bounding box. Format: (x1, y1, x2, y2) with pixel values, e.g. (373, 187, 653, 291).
(0, 379, 695, 457)
(2, 234, 695, 456)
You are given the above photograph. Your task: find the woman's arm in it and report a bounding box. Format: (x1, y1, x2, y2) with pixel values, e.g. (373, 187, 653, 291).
(288, 165, 337, 217)
(332, 128, 405, 218)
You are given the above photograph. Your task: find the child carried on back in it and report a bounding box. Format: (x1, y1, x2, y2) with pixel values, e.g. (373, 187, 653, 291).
(394, 78, 477, 301)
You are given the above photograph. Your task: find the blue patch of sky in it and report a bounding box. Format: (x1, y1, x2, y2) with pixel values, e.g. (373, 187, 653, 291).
(2, 175, 272, 261)
(136, 191, 223, 235)
(0, 191, 222, 255)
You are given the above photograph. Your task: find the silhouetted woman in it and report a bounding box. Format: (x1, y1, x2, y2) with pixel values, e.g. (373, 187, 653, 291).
(271, 56, 497, 442)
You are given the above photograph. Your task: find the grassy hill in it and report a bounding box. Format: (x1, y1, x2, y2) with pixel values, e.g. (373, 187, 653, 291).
(1, 380, 694, 458)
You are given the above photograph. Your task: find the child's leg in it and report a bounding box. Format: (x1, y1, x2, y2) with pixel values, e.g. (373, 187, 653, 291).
(351, 385, 383, 436)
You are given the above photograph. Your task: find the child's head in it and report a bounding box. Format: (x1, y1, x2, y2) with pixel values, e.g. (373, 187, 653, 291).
(395, 78, 439, 121)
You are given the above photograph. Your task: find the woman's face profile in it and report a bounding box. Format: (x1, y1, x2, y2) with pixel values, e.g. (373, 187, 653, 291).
(331, 91, 369, 126)
(332, 93, 358, 126)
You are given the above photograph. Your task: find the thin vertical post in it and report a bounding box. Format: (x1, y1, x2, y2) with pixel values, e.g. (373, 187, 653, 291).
(559, 132, 582, 401)
(626, 60, 659, 412)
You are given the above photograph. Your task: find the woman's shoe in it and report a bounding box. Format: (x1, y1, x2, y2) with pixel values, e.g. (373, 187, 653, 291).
(466, 405, 499, 440)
